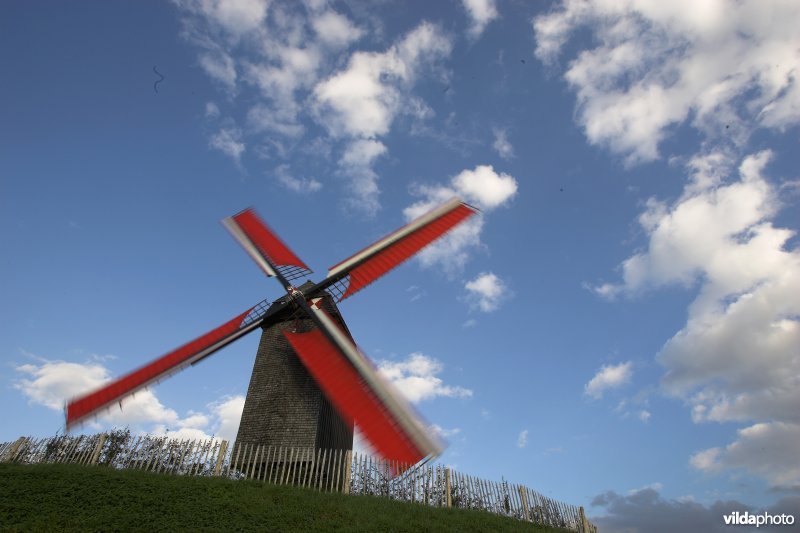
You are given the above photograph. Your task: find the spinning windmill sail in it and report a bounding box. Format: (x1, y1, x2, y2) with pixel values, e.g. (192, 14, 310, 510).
(66, 198, 479, 465)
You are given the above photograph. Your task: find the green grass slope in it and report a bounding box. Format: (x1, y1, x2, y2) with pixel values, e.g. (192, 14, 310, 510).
(0, 463, 570, 532)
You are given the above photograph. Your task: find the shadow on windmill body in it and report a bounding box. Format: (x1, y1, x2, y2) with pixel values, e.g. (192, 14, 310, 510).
(235, 282, 353, 477)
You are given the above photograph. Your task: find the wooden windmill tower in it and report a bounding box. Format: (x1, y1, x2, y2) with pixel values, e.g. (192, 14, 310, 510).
(66, 198, 478, 465)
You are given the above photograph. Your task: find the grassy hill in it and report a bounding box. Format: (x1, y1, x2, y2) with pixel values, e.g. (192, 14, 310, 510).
(0, 463, 571, 532)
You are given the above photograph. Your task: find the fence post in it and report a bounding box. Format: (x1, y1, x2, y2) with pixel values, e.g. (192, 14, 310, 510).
(519, 485, 531, 522)
(2, 437, 27, 463)
(214, 440, 228, 476)
(89, 433, 108, 466)
(445, 468, 452, 508)
(342, 450, 353, 494)
(579, 506, 590, 533)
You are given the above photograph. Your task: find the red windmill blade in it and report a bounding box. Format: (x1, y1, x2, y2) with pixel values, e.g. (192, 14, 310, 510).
(65, 299, 278, 429)
(318, 197, 478, 301)
(222, 208, 312, 282)
(285, 303, 443, 464)
(65, 198, 478, 466)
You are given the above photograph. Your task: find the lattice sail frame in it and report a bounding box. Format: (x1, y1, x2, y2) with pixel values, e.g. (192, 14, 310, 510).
(65, 198, 478, 465)
(222, 209, 313, 282)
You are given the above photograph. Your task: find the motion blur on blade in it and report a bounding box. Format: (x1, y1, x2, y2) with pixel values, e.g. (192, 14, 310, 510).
(65, 198, 479, 468)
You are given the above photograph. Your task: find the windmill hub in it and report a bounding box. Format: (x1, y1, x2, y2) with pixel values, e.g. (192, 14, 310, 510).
(287, 285, 304, 300)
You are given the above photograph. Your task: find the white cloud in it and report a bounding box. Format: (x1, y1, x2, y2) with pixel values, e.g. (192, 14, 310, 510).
(13, 356, 244, 442)
(246, 104, 305, 138)
(208, 395, 245, 442)
(533, 0, 800, 164)
(628, 482, 663, 496)
(403, 164, 518, 273)
(596, 151, 800, 487)
(452, 165, 518, 210)
(464, 272, 509, 312)
(430, 424, 461, 439)
(689, 447, 722, 472)
(535, 0, 800, 497)
(690, 422, 800, 487)
(462, 0, 498, 39)
(517, 429, 528, 448)
(311, 10, 363, 48)
(179, 5, 453, 214)
(14, 360, 111, 411)
(638, 410, 651, 423)
(585, 361, 633, 399)
(205, 101, 220, 119)
(178, 0, 269, 38)
(338, 139, 387, 213)
(274, 164, 322, 193)
(176, 3, 364, 173)
(314, 22, 451, 138)
(209, 127, 245, 163)
(492, 128, 513, 159)
(598, 152, 785, 300)
(378, 352, 472, 404)
(199, 51, 237, 90)
(313, 22, 452, 213)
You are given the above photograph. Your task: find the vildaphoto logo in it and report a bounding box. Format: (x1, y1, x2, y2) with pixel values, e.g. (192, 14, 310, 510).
(723, 511, 795, 527)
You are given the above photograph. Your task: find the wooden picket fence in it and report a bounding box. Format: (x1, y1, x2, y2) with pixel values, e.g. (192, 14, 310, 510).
(1, 432, 597, 532)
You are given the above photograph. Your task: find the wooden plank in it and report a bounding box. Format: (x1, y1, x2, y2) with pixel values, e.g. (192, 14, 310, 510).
(308, 448, 320, 489)
(239, 443, 250, 479)
(287, 446, 295, 485)
(190, 439, 204, 476)
(186, 440, 200, 475)
(247, 444, 259, 480)
(493, 480, 503, 514)
(213, 440, 228, 476)
(459, 471, 468, 509)
(287, 447, 295, 486)
(74, 438, 90, 466)
(122, 436, 140, 469)
(270, 446, 281, 485)
(263, 445, 273, 482)
(201, 439, 213, 476)
(322, 449, 331, 492)
(66, 436, 84, 464)
(25, 438, 41, 464)
(278, 447, 288, 485)
(59, 437, 76, 464)
(362, 453, 369, 496)
(144, 440, 163, 471)
(156, 438, 172, 474)
(330, 450, 339, 492)
(166, 439, 182, 474)
(231, 441, 242, 478)
(157, 438, 171, 472)
(445, 468, 452, 508)
(255, 444, 265, 482)
(173, 440, 188, 475)
(177, 439, 190, 473)
(342, 450, 352, 494)
(317, 450, 328, 491)
(245, 444, 255, 479)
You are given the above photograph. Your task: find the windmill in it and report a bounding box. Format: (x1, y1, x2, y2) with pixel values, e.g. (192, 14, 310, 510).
(66, 198, 478, 466)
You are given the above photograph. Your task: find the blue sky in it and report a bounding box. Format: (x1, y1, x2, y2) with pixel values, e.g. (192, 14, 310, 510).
(2, 1, 799, 530)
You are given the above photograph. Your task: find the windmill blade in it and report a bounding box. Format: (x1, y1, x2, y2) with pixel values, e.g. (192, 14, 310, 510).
(223, 208, 313, 282)
(284, 303, 443, 466)
(318, 198, 478, 301)
(65, 298, 278, 430)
